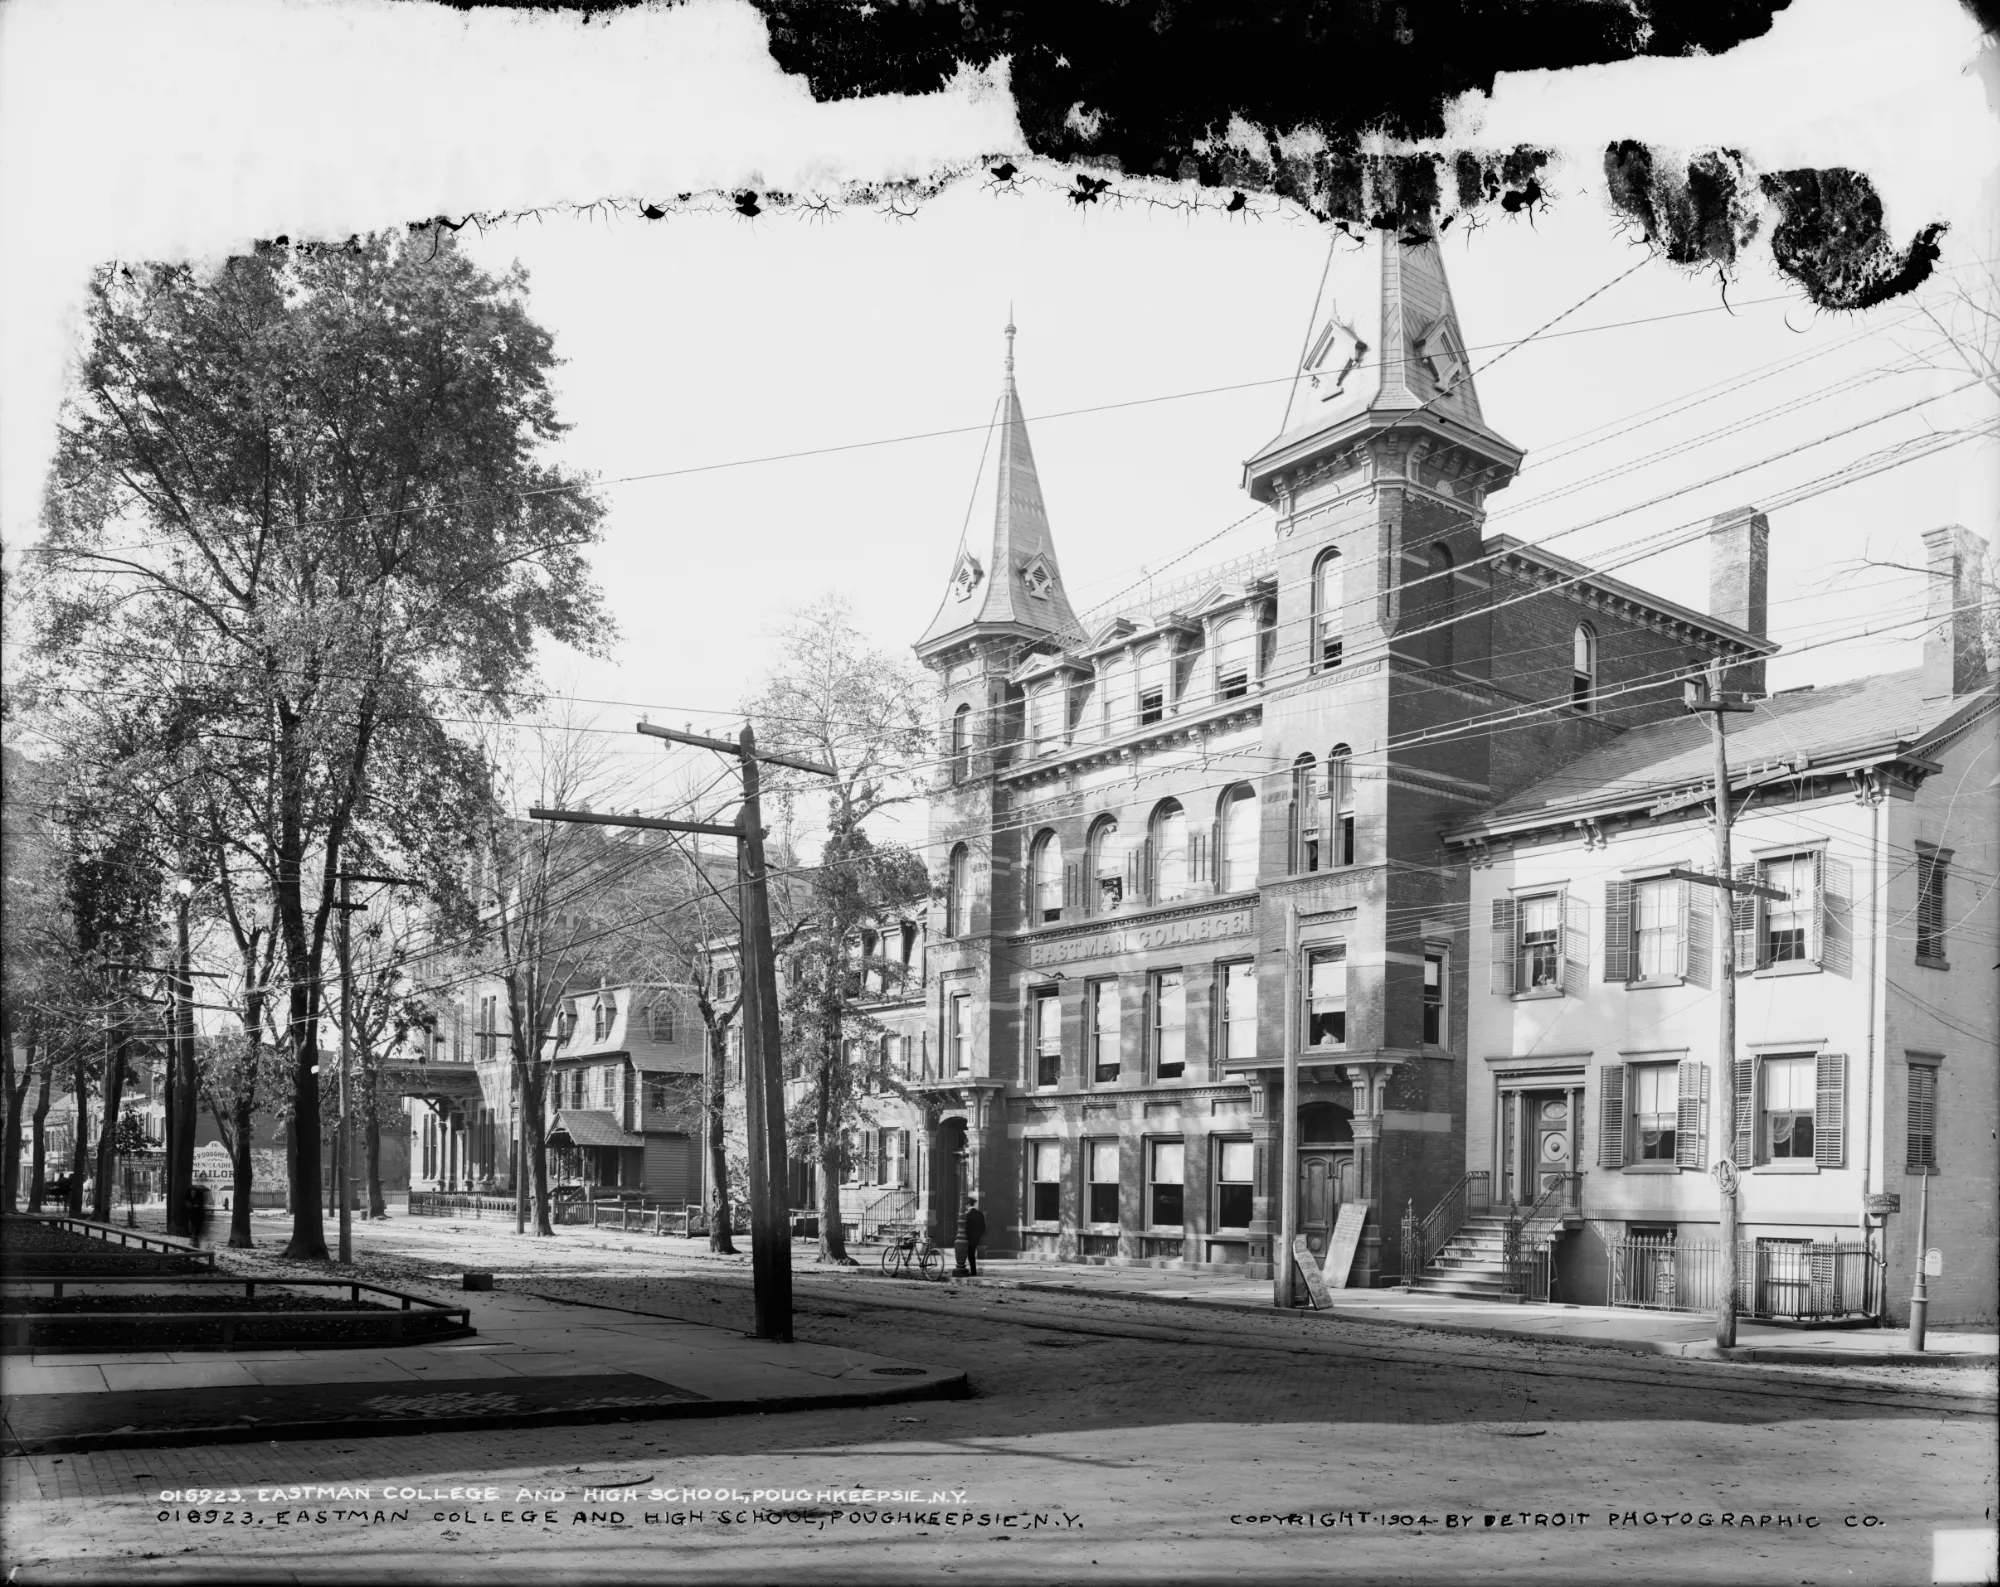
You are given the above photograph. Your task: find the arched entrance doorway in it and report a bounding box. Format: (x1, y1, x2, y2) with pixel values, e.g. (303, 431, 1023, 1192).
(930, 1116, 967, 1245)
(1297, 1101, 1354, 1260)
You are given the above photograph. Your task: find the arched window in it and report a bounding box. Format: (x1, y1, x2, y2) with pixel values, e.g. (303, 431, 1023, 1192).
(1088, 816, 1122, 914)
(1218, 784, 1258, 893)
(947, 843, 971, 937)
(1571, 624, 1597, 713)
(1427, 545, 1454, 669)
(1213, 616, 1253, 701)
(950, 703, 971, 780)
(1314, 550, 1344, 670)
(1328, 744, 1354, 867)
(1030, 829, 1065, 924)
(1290, 753, 1321, 874)
(1151, 800, 1190, 903)
(1136, 645, 1169, 726)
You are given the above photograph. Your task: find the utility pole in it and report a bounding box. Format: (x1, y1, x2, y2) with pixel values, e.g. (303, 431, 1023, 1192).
(534, 719, 834, 1343)
(1673, 662, 1780, 1349)
(1275, 902, 1299, 1309)
(333, 870, 413, 1265)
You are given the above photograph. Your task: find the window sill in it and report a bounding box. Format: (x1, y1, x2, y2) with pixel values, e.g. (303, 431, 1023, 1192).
(1752, 1161, 1819, 1174)
(1510, 988, 1564, 1003)
(1621, 1162, 1682, 1174)
(1623, 976, 1685, 990)
(1301, 1047, 1347, 1060)
(1751, 960, 1822, 980)
(1915, 955, 1950, 972)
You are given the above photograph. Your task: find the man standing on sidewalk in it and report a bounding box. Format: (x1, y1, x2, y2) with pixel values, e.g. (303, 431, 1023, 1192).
(962, 1199, 986, 1277)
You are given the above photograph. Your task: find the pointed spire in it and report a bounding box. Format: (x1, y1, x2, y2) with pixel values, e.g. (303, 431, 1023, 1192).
(1245, 232, 1521, 504)
(918, 318, 1087, 657)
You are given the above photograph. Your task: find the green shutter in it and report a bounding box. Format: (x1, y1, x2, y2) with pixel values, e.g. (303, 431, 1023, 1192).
(1598, 1064, 1627, 1168)
(1814, 1052, 1847, 1168)
(1490, 897, 1516, 995)
(1603, 880, 1633, 983)
(1732, 1054, 1757, 1168)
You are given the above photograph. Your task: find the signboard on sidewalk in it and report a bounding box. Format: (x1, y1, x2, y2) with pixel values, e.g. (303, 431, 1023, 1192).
(1323, 1201, 1370, 1290)
(1293, 1235, 1334, 1310)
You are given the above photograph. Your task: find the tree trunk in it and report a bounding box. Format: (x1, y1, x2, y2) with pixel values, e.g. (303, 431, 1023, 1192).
(707, 1022, 736, 1254)
(28, 1060, 53, 1210)
(815, 1047, 851, 1264)
(284, 1117, 297, 1215)
(4, 1019, 36, 1214)
(66, 1057, 91, 1216)
(522, 1067, 554, 1235)
(91, 1029, 128, 1222)
(228, 1093, 256, 1248)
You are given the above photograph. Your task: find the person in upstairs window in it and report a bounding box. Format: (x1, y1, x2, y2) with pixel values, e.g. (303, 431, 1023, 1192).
(962, 1198, 986, 1277)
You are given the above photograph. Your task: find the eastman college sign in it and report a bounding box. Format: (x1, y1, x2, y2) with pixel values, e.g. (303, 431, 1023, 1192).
(1028, 908, 1256, 968)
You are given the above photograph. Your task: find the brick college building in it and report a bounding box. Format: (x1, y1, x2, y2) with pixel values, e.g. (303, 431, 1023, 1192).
(907, 233, 1997, 1320)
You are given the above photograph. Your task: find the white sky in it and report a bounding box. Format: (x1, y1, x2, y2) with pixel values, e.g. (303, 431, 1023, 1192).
(2, 0, 1995, 841)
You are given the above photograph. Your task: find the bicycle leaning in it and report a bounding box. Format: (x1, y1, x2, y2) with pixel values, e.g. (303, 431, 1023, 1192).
(878, 1225, 946, 1282)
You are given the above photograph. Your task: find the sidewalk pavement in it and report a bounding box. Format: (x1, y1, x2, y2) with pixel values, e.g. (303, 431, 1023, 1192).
(972, 1260, 2000, 1366)
(1, 1283, 965, 1456)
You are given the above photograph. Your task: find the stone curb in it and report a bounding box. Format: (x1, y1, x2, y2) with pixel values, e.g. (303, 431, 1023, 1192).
(1006, 1280, 1999, 1370)
(0, 1370, 971, 1458)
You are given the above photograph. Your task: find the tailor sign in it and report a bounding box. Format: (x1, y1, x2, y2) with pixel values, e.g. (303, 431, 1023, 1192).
(1029, 908, 1255, 968)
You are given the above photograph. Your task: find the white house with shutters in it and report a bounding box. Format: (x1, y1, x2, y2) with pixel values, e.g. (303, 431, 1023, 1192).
(1438, 525, 1996, 1325)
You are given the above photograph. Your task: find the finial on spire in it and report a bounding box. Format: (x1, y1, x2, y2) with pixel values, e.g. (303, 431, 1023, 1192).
(1004, 310, 1016, 374)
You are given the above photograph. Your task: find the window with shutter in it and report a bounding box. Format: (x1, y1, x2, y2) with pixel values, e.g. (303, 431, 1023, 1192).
(1905, 1063, 1939, 1172)
(1490, 897, 1516, 995)
(1598, 1065, 1627, 1168)
(1914, 850, 1948, 963)
(1676, 1059, 1708, 1169)
(1813, 1052, 1846, 1168)
(1820, 855, 1853, 976)
(1603, 881, 1633, 982)
(1683, 877, 1713, 987)
(1732, 863, 1761, 971)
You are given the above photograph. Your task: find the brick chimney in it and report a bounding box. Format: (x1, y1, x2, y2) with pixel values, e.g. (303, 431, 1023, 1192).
(1921, 525, 1991, 701)
(1708, 507, 1769, 697)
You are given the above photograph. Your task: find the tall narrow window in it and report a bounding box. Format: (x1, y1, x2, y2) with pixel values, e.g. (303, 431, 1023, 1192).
(1152, 800, 1189, 903)
(1136, 644, 1168, 726)
(1219, 784, 1258, 892)
(1153, 971, 1186, 1080)
(1762, 854, 1816, 963)
(1421, 951, 1444, 1045)
(1087, 1141, 1121, 1224)
(1906, 1063, 1938, 1172)
(1763, 1055, 1816, 1159)
(1632, 1062, 1678, 1161)
(1571, 624, 1597, 713)
(949, 991, 971, 1075)
(1148, 1140, 1185, 1228)
(1031, 829, 1064, 924)
(1213, 617, 1252, 700)
(1223, 960, 1258, 1061)
(592, 997, 610, 1043)
(1214, 1139, 1254, 1230)
(1518, 893, 1562, 990)
(1028, 683, 1059, 756)
(1290, 754, 1321, 874)
(947, 843, 971, 938)
(1427, 545, 1455, 669)
(1305, 946, 1347, 1049)
(1314, 549, 1344, 670)
(1033, 989, 1062, 1089)
(1633, 877, 1682, 980)
(1030, 1140, 1062, 1221)
(950, 703, 971, 781)
(1916, 848, 1948, 964)
(1328, 745, 1354, 866)
(1088, 816, 1122, 914)
(1090, 979, 1121, 1084)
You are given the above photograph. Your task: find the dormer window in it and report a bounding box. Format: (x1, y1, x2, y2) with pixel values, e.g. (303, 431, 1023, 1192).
(1571, 624, 1597, 713)
(1136, 644, 1168, 727)
(1138, 687, 1165, 726)
(592, 998, 611, 1043)
(1213, 615, 1252, 701)
(952, 553, 984, 603)
(1023, 557, 1054, 599)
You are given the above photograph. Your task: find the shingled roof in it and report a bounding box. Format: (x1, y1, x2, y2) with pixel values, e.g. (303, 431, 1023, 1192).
(1453, 669, 1996, 838)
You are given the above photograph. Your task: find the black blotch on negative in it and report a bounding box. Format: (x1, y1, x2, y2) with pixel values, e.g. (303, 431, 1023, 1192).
(1761, 168, 1946, 311)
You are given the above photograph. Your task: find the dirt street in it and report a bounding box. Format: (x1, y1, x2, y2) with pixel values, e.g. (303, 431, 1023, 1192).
(5, 1212, 1994, 1584)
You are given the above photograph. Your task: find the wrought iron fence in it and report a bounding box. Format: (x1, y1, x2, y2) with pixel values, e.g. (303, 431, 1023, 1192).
(1607, 1238, 1883, 1321)
(1400, 1171, 1490, 1283)
(408, 1192, 522, 1219)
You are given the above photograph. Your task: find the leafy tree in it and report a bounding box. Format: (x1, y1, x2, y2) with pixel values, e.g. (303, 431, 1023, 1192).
(747, 597, 932, 1264)
(22, 229, 608, 1259)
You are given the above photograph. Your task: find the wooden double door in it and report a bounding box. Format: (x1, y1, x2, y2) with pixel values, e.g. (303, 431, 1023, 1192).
(1297, 1149, 1357, 1259)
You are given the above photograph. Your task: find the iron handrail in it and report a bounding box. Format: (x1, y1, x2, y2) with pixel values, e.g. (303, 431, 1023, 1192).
(1399, 1170, 1491, 1283)
(1504, 1172, 1579, 1299)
